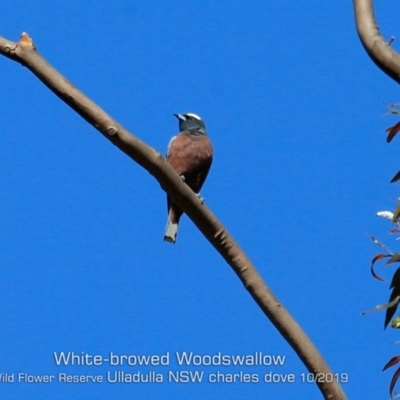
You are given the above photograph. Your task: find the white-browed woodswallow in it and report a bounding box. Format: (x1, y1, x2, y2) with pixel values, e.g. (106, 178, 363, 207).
(164, 113, 213, 244)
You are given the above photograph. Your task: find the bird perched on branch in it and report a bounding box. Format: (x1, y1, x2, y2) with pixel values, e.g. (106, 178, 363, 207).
(164, 113, 213, 244)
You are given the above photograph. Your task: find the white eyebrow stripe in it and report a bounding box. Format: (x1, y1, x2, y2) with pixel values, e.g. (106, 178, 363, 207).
(184, 113, 201, 120)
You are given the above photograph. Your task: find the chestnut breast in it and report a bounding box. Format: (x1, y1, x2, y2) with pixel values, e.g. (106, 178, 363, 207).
(167, 131, 213, 193)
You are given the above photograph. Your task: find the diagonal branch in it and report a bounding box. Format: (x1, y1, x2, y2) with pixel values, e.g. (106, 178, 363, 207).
(0, 32, 346, 400)
(353, 0, 400, 84)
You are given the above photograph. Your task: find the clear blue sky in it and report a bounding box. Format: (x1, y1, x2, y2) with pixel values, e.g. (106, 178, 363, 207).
(1, 1, 400, 399)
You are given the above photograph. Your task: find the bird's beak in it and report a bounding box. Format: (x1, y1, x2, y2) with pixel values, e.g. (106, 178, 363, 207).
(173, 113, 186, 121)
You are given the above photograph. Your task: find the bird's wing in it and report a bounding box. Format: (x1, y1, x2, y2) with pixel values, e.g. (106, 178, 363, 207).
(166, 135, 177, 159)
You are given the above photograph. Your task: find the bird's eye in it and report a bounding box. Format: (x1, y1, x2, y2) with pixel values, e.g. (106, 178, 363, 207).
(186, 115, 192, 120)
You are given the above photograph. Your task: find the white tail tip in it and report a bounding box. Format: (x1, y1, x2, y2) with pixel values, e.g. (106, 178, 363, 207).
(164, 218, 178, 244)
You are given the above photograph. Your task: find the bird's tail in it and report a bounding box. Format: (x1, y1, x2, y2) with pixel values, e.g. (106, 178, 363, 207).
(164, 214, 179, 244)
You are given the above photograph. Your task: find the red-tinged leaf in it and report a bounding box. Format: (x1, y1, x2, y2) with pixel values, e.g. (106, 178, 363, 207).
(384, 356, 400, 371)
(386, 121, 400, 143)
(390, 367, 400, 399)
(391, 170, 400, 183)
(373, 254, 387, 263)
(371, 253, 387, 282)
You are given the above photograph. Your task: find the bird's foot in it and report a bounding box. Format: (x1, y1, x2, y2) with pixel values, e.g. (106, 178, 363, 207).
(179, 174, 186, 182)
(196, 193, 204, 204)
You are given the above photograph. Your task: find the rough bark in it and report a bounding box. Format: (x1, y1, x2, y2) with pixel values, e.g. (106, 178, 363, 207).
(0, 32, 346, 400)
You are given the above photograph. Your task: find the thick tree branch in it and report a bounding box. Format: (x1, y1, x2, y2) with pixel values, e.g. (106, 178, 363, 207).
(353, 0, 400, 84)
(0, 33, 346, 400)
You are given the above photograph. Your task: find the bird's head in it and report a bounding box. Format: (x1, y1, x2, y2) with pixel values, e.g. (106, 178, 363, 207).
(174, 112, 207, 136)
